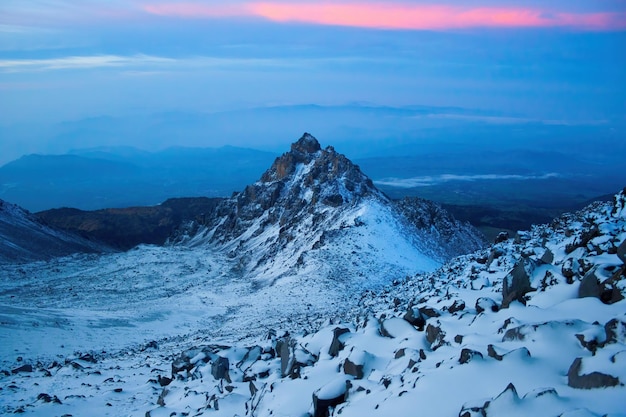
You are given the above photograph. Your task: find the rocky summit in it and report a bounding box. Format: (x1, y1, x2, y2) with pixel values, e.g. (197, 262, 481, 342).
(173, 133, 483, 284)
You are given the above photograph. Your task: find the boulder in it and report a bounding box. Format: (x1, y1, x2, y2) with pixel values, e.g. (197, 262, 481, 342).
(459, 349, 483, 364)
(604, 318, 626, 344)
(403, 306, 426, 330)
(312, 378, 349, 417)
(578, 268, 602, 299)
(157, 375, 172, 387)
(425, 323, 447, 351)
(448, 300, 466, 314)
(328, 328, 350, 357)
(475, 297, 499, 314)
(211, 357, 231, 383)
(540, 248, 554, 264)
(343, 358, 364, 380)
(567, 357, 620, 389)
(617, 240, 626, 264)
(37, 393, 62, 404)
(419, 307, 441, 318)
(494, 231, 509, 244)
(11, 364, 33, 374)
(502, 258, 537, 308)
(277, 337, 293, 377)
(487, 344, 503, 361)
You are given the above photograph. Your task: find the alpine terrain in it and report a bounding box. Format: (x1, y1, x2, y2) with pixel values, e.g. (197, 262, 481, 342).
(0, 134, 624, 417)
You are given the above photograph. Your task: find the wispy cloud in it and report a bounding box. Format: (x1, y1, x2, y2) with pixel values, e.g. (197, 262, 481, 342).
(0, 54, 174, 72)
(375, 173, 561, 188)
(0, 54, 367, 73)
(142, 2, 626, 31)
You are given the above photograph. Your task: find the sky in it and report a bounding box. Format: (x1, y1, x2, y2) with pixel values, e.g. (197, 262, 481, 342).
(0, 0, 625, 161)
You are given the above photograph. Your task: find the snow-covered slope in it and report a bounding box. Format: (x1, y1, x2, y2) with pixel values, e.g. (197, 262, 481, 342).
(0, 199, 109, 263)
(174, 133, 483, 286)
(1, 185, 624, 416)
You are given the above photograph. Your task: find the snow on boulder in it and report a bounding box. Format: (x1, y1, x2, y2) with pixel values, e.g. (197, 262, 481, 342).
(312, 377, 349, 417)
(475, 297, 499, 314)
(567, 357, 620, 389)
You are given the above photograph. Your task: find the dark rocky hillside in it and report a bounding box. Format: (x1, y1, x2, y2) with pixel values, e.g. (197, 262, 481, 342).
(0, 199, 109, 263)
(37, 197, 224, 250)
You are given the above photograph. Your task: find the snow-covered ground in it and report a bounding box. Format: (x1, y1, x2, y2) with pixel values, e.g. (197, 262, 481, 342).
(2, 189, 625, 416)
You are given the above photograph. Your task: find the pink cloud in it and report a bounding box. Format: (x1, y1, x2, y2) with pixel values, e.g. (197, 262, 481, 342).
(141, 2, 626, 31)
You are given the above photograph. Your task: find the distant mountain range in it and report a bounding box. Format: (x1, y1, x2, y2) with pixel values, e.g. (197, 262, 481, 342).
(1, 104, 624, 235)
(0, 146, 277, 212)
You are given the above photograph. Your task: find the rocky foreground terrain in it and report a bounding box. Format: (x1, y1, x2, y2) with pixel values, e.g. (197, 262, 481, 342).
(0, 135, 624, 416)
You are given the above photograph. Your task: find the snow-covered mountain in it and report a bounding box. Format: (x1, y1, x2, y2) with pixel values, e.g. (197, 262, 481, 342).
(0, 199, 109, 263)
(1, 135, 623, 417)
(174, 133, 483, 285)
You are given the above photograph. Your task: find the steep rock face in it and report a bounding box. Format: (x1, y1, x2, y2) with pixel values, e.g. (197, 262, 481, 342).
(175, 133, 483, 284)
(394, 197, 485, 259)
(0, 199, 110, 263)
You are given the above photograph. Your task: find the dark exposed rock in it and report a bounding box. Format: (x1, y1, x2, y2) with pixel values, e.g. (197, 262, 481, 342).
(343, 358, 364, 379)
(312, 379, 349, 417)
(420, 307, 441, 318)
(561, 258, 576, 282)
(567, 357, 620, 389)
(211, 357, 231, 383)
(459, 349, 483, 364)
(38, 197, 223, 250)
(78, 353, 97, 363)
(502, 258, 537, 308)
(157, 375, 172, 387)
(487, 345, 503, 361)
(617, 240, 626, 264)
(475, 297, 499, 314)
(494, 231, 509, 244)
(403, 307, 426, 330)
(425, 323, 447, 351)
(37, 393, 62, 404)
(11, 364, 33, 374)
(540, 248, 554, 264)
(604, 318, 626, 344)
(329, 328, 350, 357)
(578, 268, 602, 299)
(448, 300, 466, 314)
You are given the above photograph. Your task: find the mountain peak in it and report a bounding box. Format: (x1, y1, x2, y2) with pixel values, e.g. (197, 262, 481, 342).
(291, 132, 321, 154)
